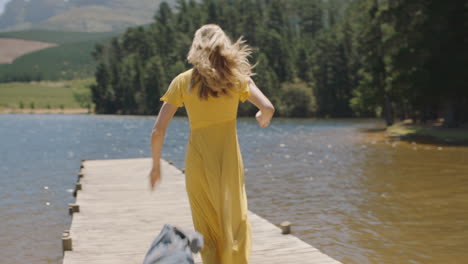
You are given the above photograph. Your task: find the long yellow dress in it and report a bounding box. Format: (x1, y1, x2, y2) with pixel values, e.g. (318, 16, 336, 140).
(160, 68, 252, 264)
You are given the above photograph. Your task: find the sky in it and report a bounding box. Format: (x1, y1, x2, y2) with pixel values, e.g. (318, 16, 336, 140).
(0, 0, 10, 15)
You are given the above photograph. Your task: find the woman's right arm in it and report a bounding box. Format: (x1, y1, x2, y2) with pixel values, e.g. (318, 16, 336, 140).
(149, 101, 178, 190)
(246, 77, 275, 128)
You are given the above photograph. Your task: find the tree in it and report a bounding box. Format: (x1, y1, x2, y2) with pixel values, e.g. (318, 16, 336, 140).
(352, 0, 394, 125)
(143, 56, 167, 114)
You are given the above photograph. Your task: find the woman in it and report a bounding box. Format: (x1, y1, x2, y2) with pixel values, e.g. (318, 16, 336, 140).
(149, 24, 275, 264)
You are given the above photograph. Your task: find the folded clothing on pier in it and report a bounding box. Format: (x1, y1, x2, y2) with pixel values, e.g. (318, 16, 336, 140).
(143, 224, 204, 264)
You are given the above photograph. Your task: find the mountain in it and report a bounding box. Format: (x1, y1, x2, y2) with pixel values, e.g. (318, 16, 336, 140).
(0, 0, 177, 32)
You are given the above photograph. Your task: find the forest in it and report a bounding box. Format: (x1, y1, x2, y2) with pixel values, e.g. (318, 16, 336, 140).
(90, 0, 468, 127)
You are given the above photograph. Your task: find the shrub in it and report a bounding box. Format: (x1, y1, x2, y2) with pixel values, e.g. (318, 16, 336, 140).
(72, 88, 92, 108)
(277, 81, 316, 117)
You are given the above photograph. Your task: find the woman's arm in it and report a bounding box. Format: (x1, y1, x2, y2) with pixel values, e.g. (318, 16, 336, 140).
(149, 102, 179, 190)
(246, 77, 275, 127)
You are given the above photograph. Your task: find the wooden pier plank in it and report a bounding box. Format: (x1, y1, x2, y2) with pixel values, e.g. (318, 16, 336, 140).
(63, 158, 341, 264)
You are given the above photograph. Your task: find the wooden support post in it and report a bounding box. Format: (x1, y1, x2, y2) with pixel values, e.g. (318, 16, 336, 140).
(280, 221, 291, 234)
(62, 230, 72, 252)
(73, 182, 82, 197)
(68, 203, 80, 215)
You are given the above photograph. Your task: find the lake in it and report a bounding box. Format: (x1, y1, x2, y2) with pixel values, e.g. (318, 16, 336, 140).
(0, 114, 467, 264)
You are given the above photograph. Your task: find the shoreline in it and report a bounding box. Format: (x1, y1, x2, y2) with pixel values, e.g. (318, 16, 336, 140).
(3, 110, 466, 146)
(362, 122, 468, 146)
(0, 108, 91, 114)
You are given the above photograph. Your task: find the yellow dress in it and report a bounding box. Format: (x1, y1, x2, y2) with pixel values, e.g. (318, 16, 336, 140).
(160, 68, 252, 264)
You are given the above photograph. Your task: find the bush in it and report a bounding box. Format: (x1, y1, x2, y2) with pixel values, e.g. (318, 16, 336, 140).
(276, 81, 316, 117)
(72, 88, 92, 108)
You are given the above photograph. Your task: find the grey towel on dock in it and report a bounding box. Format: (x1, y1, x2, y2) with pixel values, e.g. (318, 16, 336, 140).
(143, 224, 204, 264)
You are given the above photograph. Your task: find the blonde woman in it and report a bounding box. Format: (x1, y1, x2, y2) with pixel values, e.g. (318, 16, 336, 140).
(149, 24, 275, 264)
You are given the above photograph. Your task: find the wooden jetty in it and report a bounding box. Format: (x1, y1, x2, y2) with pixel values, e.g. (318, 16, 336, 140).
(63, 158, 342, 264)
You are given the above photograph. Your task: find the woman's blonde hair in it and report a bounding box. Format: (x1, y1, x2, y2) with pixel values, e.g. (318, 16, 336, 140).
(187, 24, 254, 99)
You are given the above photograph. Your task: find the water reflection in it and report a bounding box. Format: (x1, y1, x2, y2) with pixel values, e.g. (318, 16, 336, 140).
(349, 143, 468, 264)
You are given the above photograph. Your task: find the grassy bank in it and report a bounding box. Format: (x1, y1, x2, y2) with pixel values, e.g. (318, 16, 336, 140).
(0, 79, 94, 110)
(0, 108, 90, 114)
(387, 122, 468, 145)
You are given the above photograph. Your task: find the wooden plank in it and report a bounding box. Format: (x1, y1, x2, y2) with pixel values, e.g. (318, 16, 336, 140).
(63, 158, 341, 264)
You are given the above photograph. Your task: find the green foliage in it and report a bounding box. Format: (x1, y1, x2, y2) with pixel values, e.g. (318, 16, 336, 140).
(348, 0, 468, 126)
(384, 0, 468, 127)
(72, 88, 93, 108)
(89, 0, 467, 124)
(92, 0, 331, 116)
(276, 81, 317, 117)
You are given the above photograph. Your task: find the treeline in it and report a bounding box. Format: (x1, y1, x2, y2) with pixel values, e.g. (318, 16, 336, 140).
(91, 0, 468, 127)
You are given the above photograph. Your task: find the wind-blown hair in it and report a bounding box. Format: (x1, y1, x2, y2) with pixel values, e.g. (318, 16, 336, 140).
(187, 24, 254, 100)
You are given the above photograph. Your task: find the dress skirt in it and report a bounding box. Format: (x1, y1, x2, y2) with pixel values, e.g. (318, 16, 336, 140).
(184, 119, 251, 264)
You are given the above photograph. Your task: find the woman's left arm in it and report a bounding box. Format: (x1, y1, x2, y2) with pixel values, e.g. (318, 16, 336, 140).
(149, 102, 179, 190)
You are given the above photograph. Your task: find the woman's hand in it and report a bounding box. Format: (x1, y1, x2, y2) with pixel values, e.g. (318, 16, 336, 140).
(149, 163, 161, 191)
(256, 110, 272, 128)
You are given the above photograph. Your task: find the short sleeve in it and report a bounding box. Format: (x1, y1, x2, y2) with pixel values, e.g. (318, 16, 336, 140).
(160, 75, 184, 107)
(239, 78, 250, 103)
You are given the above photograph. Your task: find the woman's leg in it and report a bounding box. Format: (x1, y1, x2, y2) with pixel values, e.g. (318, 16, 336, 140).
(185, 142, 222, 264)
(219, 183, 252, 264)
(217, 139, 251, 264)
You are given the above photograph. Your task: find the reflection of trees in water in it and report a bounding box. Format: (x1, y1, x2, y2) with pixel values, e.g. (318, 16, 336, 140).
(348, 143, 468, 264)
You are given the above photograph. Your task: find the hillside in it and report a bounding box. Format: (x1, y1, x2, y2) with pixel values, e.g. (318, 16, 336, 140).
(0, 30, 121, 81)
(0, 30, 119, 44)
(0, 0, 177, 32)
(0, 38, 57, 64)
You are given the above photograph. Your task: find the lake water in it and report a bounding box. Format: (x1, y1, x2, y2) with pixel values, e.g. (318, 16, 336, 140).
(0, 114, 467, 264)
